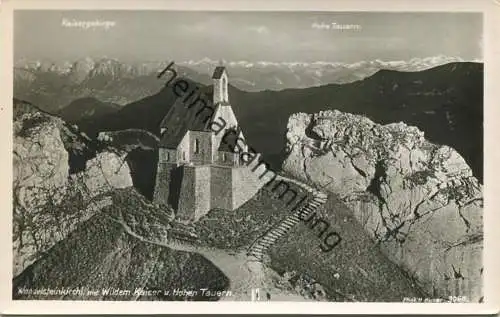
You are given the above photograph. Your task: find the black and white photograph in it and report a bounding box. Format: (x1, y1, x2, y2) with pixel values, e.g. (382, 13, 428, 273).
(3, 1, 498, 313)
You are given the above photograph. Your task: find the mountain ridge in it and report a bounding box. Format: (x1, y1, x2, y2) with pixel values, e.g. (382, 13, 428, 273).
(15, 55, 479, 99)
(73, 61, 483, 183)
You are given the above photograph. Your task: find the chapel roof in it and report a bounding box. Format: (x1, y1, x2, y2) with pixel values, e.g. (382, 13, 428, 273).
(212, 66, 226, 79)
(159, 85, 217, 148)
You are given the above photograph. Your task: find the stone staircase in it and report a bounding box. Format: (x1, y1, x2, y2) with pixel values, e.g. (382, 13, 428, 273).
(246, 181, 328, 261)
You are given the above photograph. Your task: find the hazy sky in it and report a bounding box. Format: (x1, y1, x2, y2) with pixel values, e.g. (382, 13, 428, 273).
(14, 11, 482, 63)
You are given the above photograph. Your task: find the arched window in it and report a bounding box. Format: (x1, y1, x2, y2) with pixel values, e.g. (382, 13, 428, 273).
(222, 152, 226, 162)
(194, 139, 200, 154)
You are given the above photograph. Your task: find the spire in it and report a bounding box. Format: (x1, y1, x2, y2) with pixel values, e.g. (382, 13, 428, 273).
(212, 60, 228, 104)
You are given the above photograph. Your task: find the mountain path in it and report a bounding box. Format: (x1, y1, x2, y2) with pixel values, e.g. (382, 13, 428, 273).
(108, 175, 327, 301)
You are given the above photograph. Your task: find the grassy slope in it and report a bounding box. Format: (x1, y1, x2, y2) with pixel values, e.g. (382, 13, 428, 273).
(194, 182, 309, 250)
(13, 189, 230, 301)
(268, 194, 426, 302)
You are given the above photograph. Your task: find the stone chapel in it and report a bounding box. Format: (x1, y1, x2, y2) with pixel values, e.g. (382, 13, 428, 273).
(153, 66, 265, 220)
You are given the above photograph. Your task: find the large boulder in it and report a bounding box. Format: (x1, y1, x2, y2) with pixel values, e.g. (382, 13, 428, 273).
(71, 151, 133, 198)
(282, 110, 483, 301)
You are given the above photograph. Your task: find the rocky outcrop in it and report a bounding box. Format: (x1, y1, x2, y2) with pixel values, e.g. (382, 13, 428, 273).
(13, 107, 71, 213)
(13, 100, 133, 276)
(71, 151, 133, 198)
(282, 110, 483, 301)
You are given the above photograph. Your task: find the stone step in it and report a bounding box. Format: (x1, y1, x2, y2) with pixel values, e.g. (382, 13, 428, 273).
(253, 241, 267, 246)
(298, 209, 311, 215)
(256, 244, 271, 250)
(252, 242, 265, 249)
(261, 237, 275, 243)
(274, 228, 287, 234)
(266, 235, 280, 242)
(274, 230, 287, 236)
(248, 250, 262, 256)
(297, 211, 311, 218)
(250, 247, 265, 253)
(267, 233, 281, 239)
(263, 236, 277, 242)
(250, 248, 267, 253)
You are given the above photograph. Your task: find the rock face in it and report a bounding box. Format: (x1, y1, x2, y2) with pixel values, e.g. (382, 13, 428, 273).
(13, 100, 134, 276)
(14, 112, 70, 212)
(282, 110, 483, 301)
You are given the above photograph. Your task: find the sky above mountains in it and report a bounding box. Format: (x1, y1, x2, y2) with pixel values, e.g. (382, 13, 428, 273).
(14, 11, 482, 63)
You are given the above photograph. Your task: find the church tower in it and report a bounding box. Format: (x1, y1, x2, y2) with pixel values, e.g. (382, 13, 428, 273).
(212, 65, 229, 104)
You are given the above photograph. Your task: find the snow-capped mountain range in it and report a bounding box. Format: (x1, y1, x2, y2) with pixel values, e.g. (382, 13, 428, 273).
(177, 55, 481, 91)
(180, 55, 480, 70)
(14, 55, 481, 113)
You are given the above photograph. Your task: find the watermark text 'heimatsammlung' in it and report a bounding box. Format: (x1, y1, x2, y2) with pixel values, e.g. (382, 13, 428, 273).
(157, 61, 341, 252)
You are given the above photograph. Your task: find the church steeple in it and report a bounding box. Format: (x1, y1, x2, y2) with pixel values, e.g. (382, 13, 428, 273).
(212, 62, 229, 105)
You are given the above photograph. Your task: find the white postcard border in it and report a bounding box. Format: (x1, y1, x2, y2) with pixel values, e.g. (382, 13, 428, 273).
(1, 0, 499, 314)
